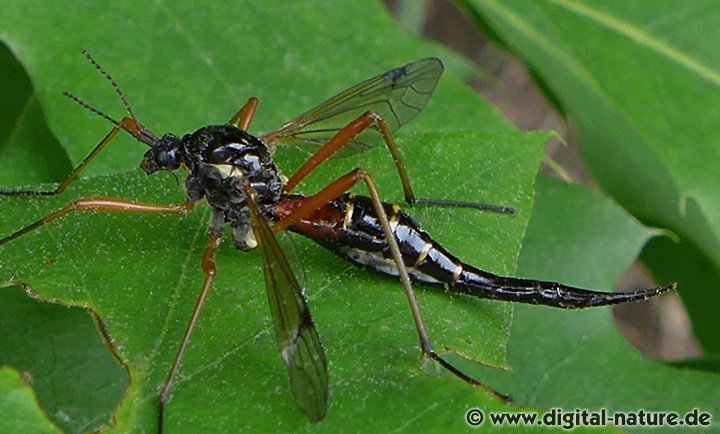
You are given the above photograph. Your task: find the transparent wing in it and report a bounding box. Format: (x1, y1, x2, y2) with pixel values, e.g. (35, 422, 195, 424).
(262, 57, 443, 156)
(246, 195, 328, 421)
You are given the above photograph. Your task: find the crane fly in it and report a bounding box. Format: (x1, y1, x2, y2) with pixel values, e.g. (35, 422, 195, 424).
(0, 51, 676, 432)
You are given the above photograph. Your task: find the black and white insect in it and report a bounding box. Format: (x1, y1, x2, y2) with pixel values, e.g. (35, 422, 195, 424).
(0, 51, 675, 432)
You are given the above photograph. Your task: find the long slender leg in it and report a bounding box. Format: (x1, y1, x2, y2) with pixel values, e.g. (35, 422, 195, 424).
(0, 192, 213, 432)
(275, 168, 503, 394)
(158, 230, 223, 434)
(282, 111, 413, 200)
(228, 97, 259, 130)
(0, 196, 194, 247)
(0, 118, 142, 197)
(282, 111, 513, 214)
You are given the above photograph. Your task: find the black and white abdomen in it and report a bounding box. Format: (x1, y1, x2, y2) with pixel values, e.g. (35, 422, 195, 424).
(288, 193, 674, 309)
(341, 195, 465, 286)
(289, 194, 465, 287)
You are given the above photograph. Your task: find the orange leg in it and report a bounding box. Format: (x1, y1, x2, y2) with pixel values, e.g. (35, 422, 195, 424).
(281, 111, 514, 214)
(0, 193, 221, 434)
(275, 168, 497, 391)
(0, 197, 194, 247)
(0, 117, 144, 197)
(228, 97, 259, 130)
(158, 230, 223, 433)
(282, 111, 417, 203)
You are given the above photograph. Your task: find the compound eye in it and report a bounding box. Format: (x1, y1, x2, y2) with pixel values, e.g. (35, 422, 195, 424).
(158, 148, 180, 170)
(158, 150, 170, 164)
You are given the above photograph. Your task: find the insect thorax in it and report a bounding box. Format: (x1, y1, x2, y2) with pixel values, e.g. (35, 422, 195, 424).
(180, 125, 284, 249)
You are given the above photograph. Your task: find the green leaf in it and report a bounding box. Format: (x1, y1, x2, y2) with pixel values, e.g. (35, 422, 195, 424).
(0, 367, 63, 434)
(10, 1, 702, 432)
(462, 0, 720, 353)
(641, 236, 720, 356)
(0, 131, 545, 432)
(0, 43, 71, 185)
(479, 176, 720, 433)
(0, 286, 128, 433)
(0, 0, 512, 181)
(0, 1, 550, 431)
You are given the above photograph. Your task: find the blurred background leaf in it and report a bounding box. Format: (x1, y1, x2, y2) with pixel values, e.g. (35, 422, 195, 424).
(0, 1, 537, 432)
(2, 0, 718, 432)
(461, 0, 720, 356)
